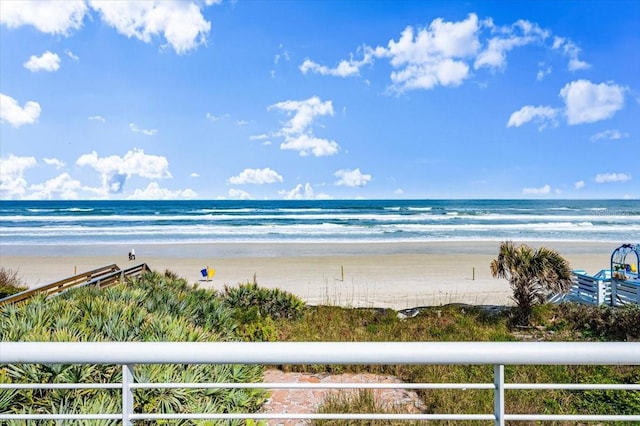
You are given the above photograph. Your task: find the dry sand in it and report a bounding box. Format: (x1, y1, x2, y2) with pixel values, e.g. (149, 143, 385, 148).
(0, 241, 616, 310)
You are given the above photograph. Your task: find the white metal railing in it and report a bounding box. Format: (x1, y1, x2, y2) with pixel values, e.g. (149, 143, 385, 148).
(1, 342, 639, 425)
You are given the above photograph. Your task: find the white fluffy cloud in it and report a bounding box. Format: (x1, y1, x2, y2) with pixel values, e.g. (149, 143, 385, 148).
(300, 50, 374, 77)
(552, 37, 591, 71)
(280, 134, 339, 157)
(298, 14, 592, 93)
(0, 155, 37, 199)
(129, 123, 157, 136)
(560, 80, 626, 125)
(508, 80, 626, 130)
(280, 183, 315, 200)
(335, 168, 372, 187)
(88, 115, 106, 123)
(299, 14, 482, 92)
(228, 188, 252, 200)
(381, 14, 480, 91)
(507, 105, 559, 129)
(127, 182, 197, 200)
(595, 173, 631, 183)
(43, 158, 66, 169)
(0, 93, 42, 128)
(1, 1, 213, 54)
(384, 15, 480, 65)
(24, 51, 61, 72)
(522, 184, 551, 195)
(90, 1, 211, 54)
(0, 152, 196, 200)
(0, 0, 87, 35)
(228, 168, 283, 185)
(76, 149, 171, 194)
(270, 97, 334, 135)
(474, 19, 549, 70)
(575, 180, 585, 190)
(28, 173, 82, 200)
(268, 96, 339, 157)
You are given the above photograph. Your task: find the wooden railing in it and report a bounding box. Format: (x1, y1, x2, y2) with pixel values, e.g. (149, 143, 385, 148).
(0, 263, 149, 307)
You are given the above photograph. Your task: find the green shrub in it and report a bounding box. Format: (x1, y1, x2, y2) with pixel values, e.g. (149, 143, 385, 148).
(219, 282, 305, 342)
(0, 267, 27, 298)
(0, 270, 266, 418)
(235, 309, 278, 342)
(553, 303, 640, 341)
(221, 281, 306, 321)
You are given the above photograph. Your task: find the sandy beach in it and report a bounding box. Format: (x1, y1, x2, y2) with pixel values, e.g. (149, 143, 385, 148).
(0, 241, 617, 310)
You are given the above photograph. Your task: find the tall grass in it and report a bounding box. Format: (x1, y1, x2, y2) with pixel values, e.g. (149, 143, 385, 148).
(274, 303, 640, 423)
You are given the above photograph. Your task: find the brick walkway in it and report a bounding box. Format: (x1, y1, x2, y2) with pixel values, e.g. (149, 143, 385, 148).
(259, 369, 426, 426)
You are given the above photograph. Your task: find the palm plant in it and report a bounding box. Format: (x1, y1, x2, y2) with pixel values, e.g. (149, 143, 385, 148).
(490, 241, 573, 325)
(1, 269, 268, 417)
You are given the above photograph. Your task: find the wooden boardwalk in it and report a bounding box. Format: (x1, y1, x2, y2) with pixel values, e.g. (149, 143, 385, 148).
(0, 263, 149, 307)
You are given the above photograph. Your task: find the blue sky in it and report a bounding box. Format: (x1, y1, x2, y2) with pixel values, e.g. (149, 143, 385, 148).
(1, 0, 638, 200)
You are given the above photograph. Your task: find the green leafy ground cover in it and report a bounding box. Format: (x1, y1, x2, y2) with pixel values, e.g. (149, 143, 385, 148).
(0, 271, 296, 425)
(1, 269, 639, 425)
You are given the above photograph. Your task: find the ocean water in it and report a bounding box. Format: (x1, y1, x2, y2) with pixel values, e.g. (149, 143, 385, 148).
(0, 199, 638, 246)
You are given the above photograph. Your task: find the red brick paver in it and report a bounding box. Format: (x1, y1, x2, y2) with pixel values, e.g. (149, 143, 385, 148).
(259, 369, 426, 426)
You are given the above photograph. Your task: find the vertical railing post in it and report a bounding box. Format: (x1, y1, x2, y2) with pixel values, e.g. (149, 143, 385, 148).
(598, 279, 605, 305)
(122, 364, 134, 426)
(494, 364, 504, 426)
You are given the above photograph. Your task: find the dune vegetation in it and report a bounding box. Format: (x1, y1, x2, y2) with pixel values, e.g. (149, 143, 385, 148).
(0, 267, 27, 299)
(1, 268, 639, 424)
(0, 270, 302, 423)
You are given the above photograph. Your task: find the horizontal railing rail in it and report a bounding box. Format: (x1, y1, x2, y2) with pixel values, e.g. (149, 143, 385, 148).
(1, 342, 639, 425)
(553, 269, 640, 307)
(0, 263, 149, 306)
(3, 341, 639, 365)
(79, 262, 150, 290)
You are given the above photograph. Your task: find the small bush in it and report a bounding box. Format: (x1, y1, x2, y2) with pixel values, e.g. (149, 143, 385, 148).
(0, 270, 266, 416)
(554, 303, 640, 341)
(0, 267, 27, 298)
(220, 281, 305, 342)
(221, 281, 305, 321)
(235, 308, 278, 342)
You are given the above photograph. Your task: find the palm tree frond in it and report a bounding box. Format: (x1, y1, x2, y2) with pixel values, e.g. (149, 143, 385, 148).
(491, 241, 573, 325)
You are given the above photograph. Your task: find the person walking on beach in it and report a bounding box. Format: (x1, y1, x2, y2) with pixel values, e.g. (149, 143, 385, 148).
(129, 248, 135, 260)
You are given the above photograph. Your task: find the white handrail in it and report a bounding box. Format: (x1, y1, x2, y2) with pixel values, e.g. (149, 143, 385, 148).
(1, 342, 639, 425)
(2, 341, 639, 365)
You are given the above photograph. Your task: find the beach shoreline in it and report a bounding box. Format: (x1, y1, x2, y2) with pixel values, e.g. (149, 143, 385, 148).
(0, 241, 618, 310)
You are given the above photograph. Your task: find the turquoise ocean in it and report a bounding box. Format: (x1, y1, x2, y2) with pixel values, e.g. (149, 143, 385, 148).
(1, 199, 638, 246)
